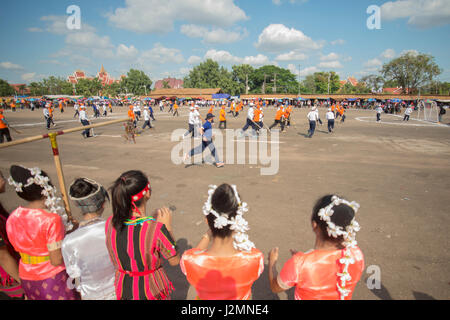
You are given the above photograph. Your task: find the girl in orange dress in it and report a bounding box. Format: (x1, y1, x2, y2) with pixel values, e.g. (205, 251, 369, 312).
(180, 184, 264, 300)
(268, 194, 364, 300)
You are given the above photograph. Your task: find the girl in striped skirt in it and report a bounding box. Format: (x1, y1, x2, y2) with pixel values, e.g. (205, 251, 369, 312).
(106, 171, 180, 300)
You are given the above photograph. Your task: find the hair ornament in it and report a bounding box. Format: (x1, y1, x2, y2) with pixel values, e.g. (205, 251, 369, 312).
(202, 185, 255, 252)
(8, 166, 73, 231)
(317, 195, 361, 300)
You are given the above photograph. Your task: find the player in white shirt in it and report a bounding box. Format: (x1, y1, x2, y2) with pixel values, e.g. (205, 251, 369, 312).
(73, 103, 79, 118)
(325, 108, 335, 133)
(306, 107, 319, 138)
(376, 105, 383, 122)
(142, 106, 153, 130)
(79, 105, 91, 138)
(403, 106, 413, 122)
(43, 105, 51, 130)
(241, 103, 255, 135)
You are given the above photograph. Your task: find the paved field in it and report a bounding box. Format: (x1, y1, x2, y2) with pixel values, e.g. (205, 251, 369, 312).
(1, 106, 449, 300)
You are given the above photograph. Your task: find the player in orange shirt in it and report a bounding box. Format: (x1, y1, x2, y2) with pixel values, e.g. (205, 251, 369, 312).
(173, 102, 179, 117)
(269, 105, 286, 132)
(219, 105, 227, 129)
(0, 109, 12, 143)
(253, 105, 264, 134)
(48, 103, 56, 127)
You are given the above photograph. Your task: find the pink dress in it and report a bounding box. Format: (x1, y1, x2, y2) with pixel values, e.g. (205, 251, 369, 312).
(6, 207, 66, 281)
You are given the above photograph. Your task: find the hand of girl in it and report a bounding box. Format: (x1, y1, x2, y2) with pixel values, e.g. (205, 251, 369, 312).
(156, 207, 173, 230)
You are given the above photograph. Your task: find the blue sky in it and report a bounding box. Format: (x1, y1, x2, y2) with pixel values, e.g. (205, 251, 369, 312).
(0, 0, 449, 87)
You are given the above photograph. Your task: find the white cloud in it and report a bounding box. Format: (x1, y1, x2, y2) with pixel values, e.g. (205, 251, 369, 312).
(320, 52, 340, 61)
(255, 24, 323, 53)
(0, 62, 24, 70)
(288, 64, 318, 76)
(275, 51, 308, 61)
(21, 73, 37, 82)
(331, 39, 346, 45)
(180, 24, 247, 44)
(188, 56, 203, 65)
(204, 49, 271, 66)
(139, 43, 185, 65)
(400, 49, 419, 56)
(117, 44, 139, 60)
(108, 0, 248, 34)
(381, 49, 396, 59)
(364, 58, 383, 68)
(380, 0, 450, 28)
(318, 61, 343, 69)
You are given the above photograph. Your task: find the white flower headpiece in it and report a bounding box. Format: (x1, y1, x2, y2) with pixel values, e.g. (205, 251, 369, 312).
(202, 185, 255, 252)
(317, 195, 361, 300)
(8, 166, 73, 231)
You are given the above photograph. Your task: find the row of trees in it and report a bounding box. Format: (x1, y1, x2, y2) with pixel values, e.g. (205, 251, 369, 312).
(0, 52, 448, 97)
(183, 52, 446, 96)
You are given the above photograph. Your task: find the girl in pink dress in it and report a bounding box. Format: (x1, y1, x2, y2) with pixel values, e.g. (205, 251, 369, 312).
(6, 165, 79, 300)
(268, 194, 364, 300)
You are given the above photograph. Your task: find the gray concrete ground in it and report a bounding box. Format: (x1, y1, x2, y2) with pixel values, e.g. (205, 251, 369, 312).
(1, 106, 449, 300)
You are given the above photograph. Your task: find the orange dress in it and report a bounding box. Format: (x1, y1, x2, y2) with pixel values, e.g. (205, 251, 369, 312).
(277, 247, 364, 300)
(180, 248, 264, 300)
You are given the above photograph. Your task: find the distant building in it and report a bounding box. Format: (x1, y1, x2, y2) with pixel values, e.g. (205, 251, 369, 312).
(154, 77, 184, 90)
(382, 87, 410, 95)
(10, 84, 31, 95)
(67, 65, 124, 86)
(340, 76, 358, 87)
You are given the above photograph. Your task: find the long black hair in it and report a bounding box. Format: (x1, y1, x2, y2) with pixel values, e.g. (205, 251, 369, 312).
(206, 184, 240, 239)
(9, 165, 52, 202)
(311, 194, 355, 247)
(110, 170, 149, 231)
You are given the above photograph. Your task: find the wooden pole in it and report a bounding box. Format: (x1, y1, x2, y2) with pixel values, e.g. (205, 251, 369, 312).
(0, 117, 129, 230)
(47, 132, 75, 229)
(0, 118, 129, 149)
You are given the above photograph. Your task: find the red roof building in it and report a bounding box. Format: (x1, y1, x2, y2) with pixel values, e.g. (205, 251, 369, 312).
(10, 84, 31, 95)
(154, 77, 184, 90)
(67, 65, 124, 86)
(382, 87, 410, 94)
(340, 76, 358, 87)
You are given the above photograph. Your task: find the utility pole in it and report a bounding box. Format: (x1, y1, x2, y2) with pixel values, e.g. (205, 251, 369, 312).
(328, 72, 331, 95)
(298, 64, 301, 96)
(245, 74, 249, 95)
(262, 74, 267, 94)
(273, 73, 278, 93)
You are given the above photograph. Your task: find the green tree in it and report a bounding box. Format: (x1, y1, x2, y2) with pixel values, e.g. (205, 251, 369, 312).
(381, 52, 442, 94)
(250, 65, 299, 94)
(122, 69, 152, 96)
(75, 78, 103, 97)
(162, 80, 171, 89)
(232, 64, 255, 95)
(0, 79, 15, 96)
(360, 75, 384, 93)
(184, 59, 222, 89)
(183, 59, 240, 95)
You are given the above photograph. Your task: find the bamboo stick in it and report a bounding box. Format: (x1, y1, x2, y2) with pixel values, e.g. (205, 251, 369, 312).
(0, 117, 129, 149)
